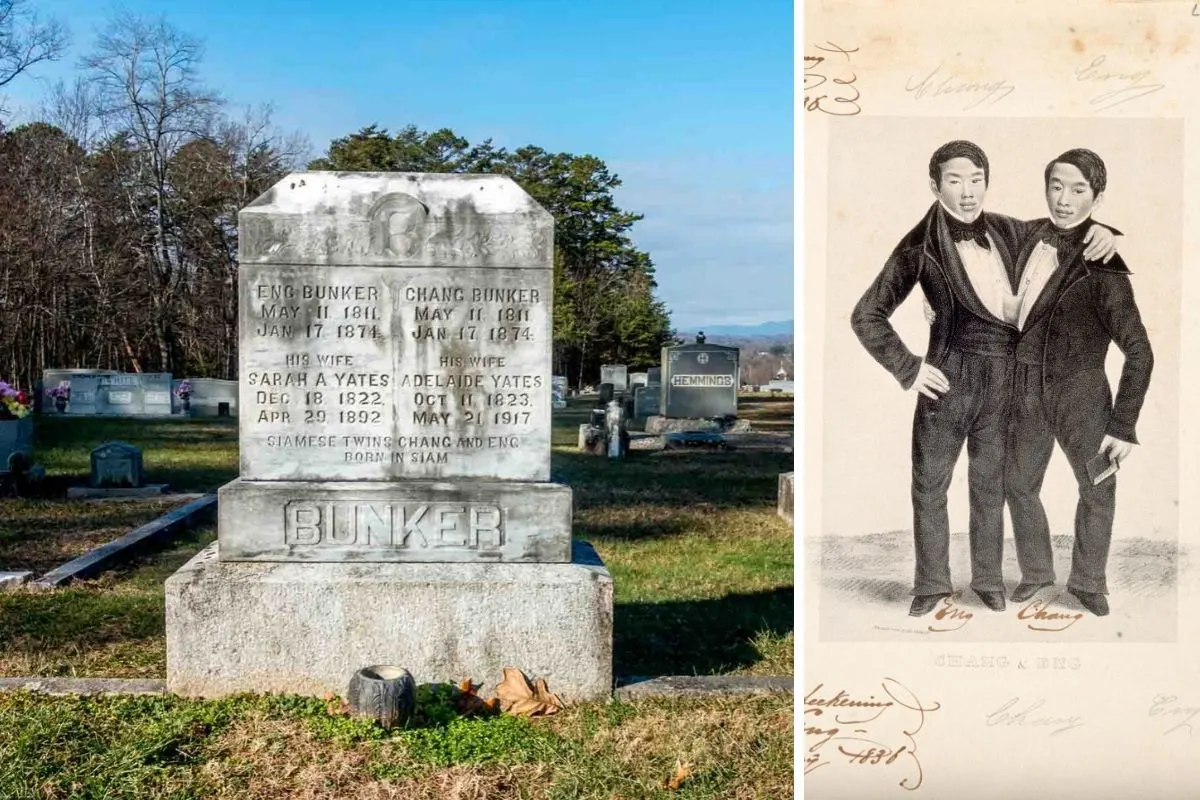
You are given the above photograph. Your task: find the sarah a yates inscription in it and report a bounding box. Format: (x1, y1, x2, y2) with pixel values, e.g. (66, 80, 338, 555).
(241, 267, 551, 481)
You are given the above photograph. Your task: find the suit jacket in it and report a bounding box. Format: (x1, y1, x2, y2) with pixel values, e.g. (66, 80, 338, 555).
(850, 202, 1029, 389)
(1013, 218, 1154, 444)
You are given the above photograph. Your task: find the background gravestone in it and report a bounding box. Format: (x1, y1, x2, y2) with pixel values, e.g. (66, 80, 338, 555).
(660, 340, 740, 419)
(647, 366, 661, 385)
(166, 172, 612, 702)
(628, 372, 648, 389)
(41, 370, 174, 416)
(599, 364, 628, 392)
(174, 378, 238, 417)
(89, 441, 143, 488)
(551, 375, 568, 409)
(633, 384, 660, 422)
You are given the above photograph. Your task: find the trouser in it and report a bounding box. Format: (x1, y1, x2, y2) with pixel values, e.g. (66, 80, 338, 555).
(1006, 365, 1116, 594)
(911, 349, 1013, 596)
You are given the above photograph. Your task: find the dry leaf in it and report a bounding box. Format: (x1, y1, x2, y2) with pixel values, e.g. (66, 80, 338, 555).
(454, 678, 500, 717)
(665, 760, 693, 791)
(495, 666, 564, 717)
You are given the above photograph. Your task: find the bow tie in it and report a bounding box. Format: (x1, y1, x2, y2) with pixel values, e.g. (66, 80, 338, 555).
(1039, 223, 1088, 251)
(947, 214, 991, 250)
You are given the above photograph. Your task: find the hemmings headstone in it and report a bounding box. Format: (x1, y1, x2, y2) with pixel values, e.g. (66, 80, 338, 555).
(660, 339, 740, 419)
(167, 172, 612, 701)
(600, 364, 628, 392)
(551, 375, 568, 409)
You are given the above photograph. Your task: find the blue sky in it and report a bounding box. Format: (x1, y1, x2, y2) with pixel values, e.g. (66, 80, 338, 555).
(3, 0, 794, 330)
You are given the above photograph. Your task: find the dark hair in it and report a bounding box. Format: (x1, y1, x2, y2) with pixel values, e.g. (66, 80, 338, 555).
(928, 140, 990, 186)
(1044, 148, 1107, 195)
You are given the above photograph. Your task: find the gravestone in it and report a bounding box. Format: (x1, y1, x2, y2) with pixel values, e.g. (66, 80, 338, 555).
(647, 367, 661, 386)
(90, 441, 142, 487)
(166, 172, 612, 702)
(628, 372, 648, 389)
(174, 378, 239, 417)
(68, 441, 168, 499)
(598, 382, 614, 405)
(633, 384, 660, 421)
(660, 340, 740, 419)
(778, 472, 795, 524)
(599, 364, 628, 392)
(551, 375, 568, 409)
(41, 370, 174, 416)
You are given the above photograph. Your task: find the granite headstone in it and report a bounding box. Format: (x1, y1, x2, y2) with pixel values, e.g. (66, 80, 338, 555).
(599, 364, 628, 392)
(660, 340, 740, 419)
(166, 172, 612, 702)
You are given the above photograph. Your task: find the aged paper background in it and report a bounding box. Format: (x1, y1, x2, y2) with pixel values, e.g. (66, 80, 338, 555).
(804, 0, 1200, 795)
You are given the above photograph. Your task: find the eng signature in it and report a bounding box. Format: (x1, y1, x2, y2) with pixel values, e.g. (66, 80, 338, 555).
(804, 41, 862, 116)
(805, 678, 941, 791)
(1075, 54, 1165, 112)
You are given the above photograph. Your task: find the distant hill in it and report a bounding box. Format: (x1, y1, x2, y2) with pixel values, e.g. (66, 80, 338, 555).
(676, 319, 793, 337)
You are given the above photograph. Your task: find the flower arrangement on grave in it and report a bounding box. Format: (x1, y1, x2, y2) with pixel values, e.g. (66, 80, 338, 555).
(47, 381, 71, 411)
(0, 381, 32, 420)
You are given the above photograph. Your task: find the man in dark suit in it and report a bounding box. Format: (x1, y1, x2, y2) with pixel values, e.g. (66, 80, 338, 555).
(851, 140, 1117, 617)
(1005, 148, 1153, 617)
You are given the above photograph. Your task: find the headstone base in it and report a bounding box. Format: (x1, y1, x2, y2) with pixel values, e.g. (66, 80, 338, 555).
(165, 540, 613, 701)
(644, 416, 753, 435)
(67, 484, 168, 500)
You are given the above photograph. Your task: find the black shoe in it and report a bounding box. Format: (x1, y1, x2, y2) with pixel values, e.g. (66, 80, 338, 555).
(1011, 582, 1053, 603)
(909, 593, 950, 617)
(1067, 587, 1109, 617)
(973, 589, 1006, 612)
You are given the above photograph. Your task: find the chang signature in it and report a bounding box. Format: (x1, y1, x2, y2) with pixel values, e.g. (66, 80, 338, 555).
(1017, 596, 1084, 632)
(985, 697, 1085, 735)
(805, 678, 941, 791)
(904, 64, 1015, 110)
(1075, 54, 1165, 112)
(804, 41, 862, 116)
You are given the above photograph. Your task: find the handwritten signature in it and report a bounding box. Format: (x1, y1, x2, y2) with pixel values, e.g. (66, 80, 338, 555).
(804, 42, 862, 116)
(904, 64, 1015, 110)
(1150, 695, 1200, 736)
(1017, 596, 1084, 632)
(1075, 54, 1165, 112)
(985, 697, 1085, 736)
(928, 592, 973, 633)
(805, 678, 941, 791)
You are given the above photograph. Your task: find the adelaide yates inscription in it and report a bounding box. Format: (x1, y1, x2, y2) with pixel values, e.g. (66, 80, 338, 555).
(240, 267, 551, 481)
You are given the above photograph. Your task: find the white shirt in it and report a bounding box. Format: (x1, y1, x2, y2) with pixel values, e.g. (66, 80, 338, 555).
(941, 203, 1016, 325)
(1015, 218, 1088, 330)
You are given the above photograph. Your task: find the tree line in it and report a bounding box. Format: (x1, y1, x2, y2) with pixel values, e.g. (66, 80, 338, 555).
(0, 3, 673, 394)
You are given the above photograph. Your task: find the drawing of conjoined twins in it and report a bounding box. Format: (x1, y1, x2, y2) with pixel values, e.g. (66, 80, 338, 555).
(850, 140, 1154, 621)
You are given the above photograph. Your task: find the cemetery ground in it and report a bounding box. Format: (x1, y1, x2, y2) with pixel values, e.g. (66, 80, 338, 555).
(0, 397, 794, 798)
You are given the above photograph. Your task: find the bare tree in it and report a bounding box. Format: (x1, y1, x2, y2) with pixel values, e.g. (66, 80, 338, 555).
(80, 11, 222, 371)
(0, 0, 67, 91)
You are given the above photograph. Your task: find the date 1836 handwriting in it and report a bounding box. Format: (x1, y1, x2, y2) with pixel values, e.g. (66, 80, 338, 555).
(805, 679, 941, 791)
(804, 42, 862, 116)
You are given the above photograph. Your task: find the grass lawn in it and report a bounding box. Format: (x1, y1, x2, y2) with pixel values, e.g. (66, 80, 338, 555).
(0, 397, 795, 798)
